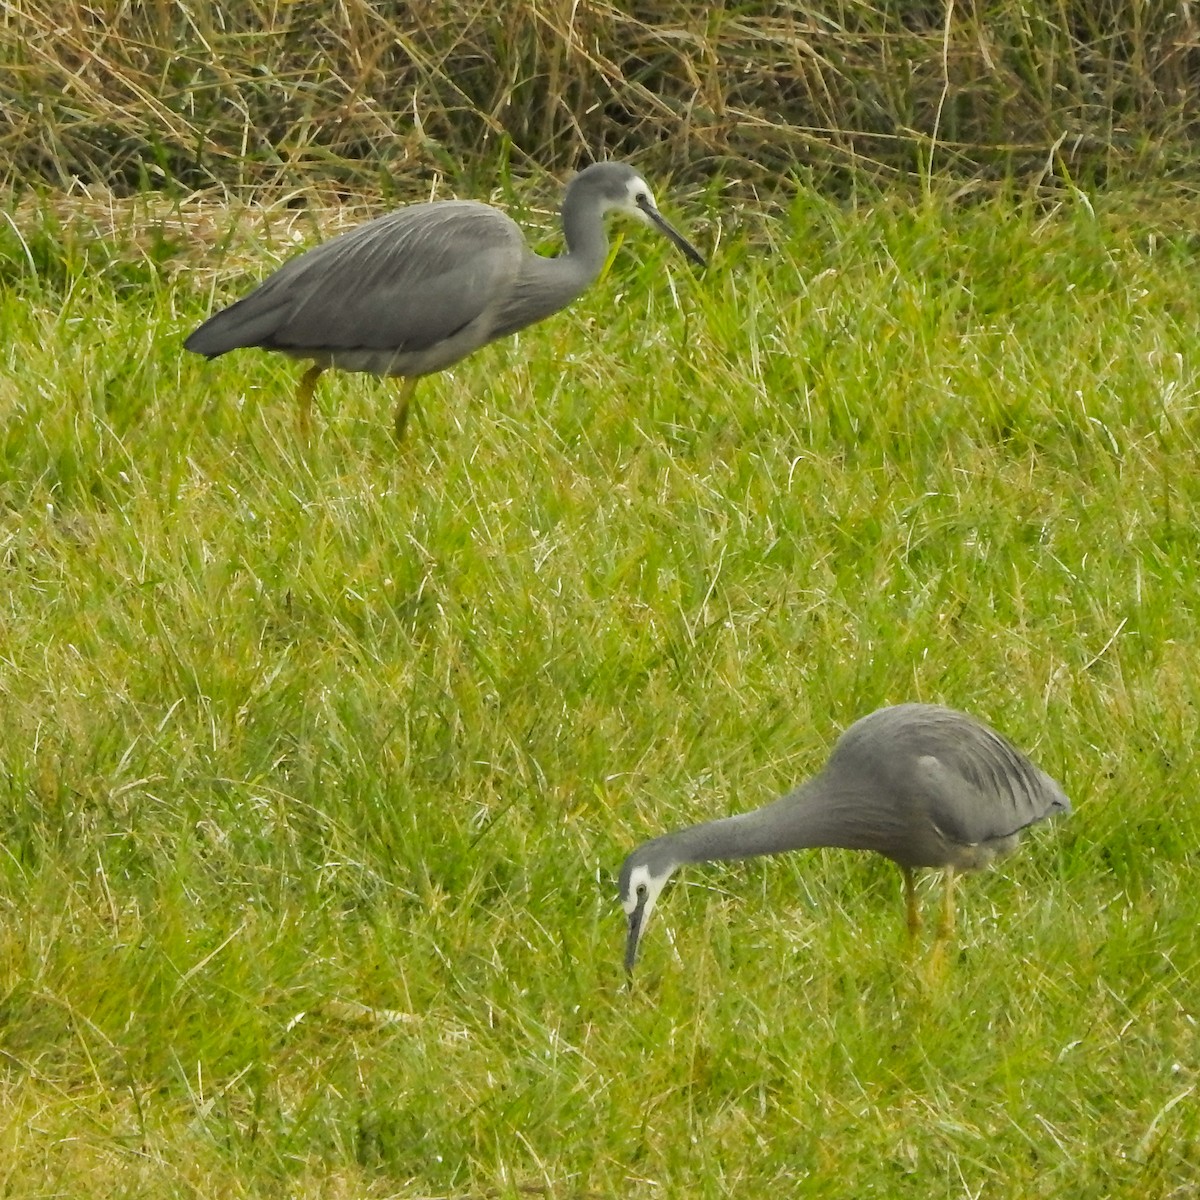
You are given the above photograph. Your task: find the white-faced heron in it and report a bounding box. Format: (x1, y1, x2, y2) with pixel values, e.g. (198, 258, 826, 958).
(619, 703, 1071, 975)
(184, 162, 706, 439)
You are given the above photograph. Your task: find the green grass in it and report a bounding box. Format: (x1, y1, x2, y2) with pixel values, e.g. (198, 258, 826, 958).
(1, 181, 1198, 1197)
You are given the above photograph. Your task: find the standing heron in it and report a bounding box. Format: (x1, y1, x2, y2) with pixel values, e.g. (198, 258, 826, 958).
(184, 162, 706, 439)
(619, 703, 1070, 975)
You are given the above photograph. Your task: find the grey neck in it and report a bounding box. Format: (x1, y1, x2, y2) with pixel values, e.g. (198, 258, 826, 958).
(658, 776, 889, 867)
(559, 190, 610, 284)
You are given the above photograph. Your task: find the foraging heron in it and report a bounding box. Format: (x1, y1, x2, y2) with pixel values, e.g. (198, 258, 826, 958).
(619, 703, 1070, 974)
(184, 162, 706, 439)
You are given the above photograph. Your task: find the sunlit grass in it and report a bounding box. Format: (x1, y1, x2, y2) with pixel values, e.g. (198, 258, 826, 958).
(1, 183, 1198, 1197)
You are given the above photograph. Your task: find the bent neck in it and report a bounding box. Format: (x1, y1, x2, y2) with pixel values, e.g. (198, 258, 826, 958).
(660, 776, 878, 868)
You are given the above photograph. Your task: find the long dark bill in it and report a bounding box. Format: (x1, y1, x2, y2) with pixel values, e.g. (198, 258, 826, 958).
(624, 897, 648, 978)
(637, 195, 707, 269)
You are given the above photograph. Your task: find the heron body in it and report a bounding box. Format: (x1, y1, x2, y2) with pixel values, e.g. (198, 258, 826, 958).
(619, 703, 1071, 974)
(184, 163, 706, 439)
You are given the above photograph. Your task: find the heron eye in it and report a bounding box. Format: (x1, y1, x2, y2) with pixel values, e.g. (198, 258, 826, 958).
(635, 883, 647, 898)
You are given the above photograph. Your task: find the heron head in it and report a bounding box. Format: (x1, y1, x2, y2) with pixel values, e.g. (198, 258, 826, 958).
(617, 842, 681, 977)
(572, 163, 707, 268)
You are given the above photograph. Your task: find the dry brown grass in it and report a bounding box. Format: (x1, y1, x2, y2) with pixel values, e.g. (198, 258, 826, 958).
(3, 1, 1199, 196)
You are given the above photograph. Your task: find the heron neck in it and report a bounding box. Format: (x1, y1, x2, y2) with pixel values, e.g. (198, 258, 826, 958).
(663, 776, 882, 867)
(560, 194, 610, 283)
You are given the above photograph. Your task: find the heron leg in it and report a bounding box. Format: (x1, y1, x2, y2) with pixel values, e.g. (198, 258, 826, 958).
(903, 867, 922, 939)
(296, 363, 324, 432)
(936, 867, 957, 943)
(394, 377, 418, 442)
(924, 868, 958, 980)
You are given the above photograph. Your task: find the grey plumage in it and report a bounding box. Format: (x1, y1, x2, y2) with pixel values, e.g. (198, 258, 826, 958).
(184, 162, 706, 438)
(619, 703, 1071, 974)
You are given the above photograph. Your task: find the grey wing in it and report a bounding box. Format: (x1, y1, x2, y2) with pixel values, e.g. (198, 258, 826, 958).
(915, 713, 1070, 845)
(185, 201, 523, 358)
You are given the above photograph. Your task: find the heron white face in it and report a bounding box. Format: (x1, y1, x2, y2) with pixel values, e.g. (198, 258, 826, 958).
(621, 862, 661, 916)
(620, 860, 676, 975)
(616, 176, 707, 268)
(622, 175, 660, 225)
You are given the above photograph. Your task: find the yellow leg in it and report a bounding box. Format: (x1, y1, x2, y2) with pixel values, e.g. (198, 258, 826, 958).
(903, 867, 922, 939)
(296, 363, 324, 433)
(394, 377, 418, 442)
(937, 867, 957, 943)
(926, 868, 958, 980)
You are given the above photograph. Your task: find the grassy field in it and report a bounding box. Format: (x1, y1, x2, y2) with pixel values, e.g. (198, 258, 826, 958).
(1, 177, 1198, 1197)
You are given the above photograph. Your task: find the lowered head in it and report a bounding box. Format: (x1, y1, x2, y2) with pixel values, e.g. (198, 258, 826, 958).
(618, 838, 683, 976)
